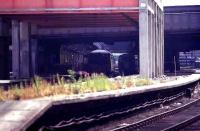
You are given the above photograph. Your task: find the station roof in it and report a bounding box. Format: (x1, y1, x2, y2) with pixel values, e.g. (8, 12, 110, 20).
(0, 0, 139, 14)
(0, 0, 139, 29)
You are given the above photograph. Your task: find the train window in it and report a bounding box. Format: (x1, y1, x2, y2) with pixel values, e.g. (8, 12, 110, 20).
(88, 54, 107, 65)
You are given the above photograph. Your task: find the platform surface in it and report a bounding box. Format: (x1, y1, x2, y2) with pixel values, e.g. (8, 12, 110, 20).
(0, 74, 200, 131)
(0, 100, 51, 131)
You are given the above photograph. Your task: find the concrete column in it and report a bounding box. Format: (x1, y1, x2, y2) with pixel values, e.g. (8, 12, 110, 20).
(160, 9, 163, 75)
(148, 12, 153, 77)
(161, 12, 165, 74)
(19, 22, 30, 78)
(157, 7, 161, 76)
(139, 0, 151, 78)
(159, 9, 164, 75)
(31, 24, 38, 76)
(152, 2, 156, 77)
(156, 5, 161, 77)
(154, 3, 164, 77)
(152, 11, 156, 77)
(139, 0, 164, 78)
(12, 20, 20, 79)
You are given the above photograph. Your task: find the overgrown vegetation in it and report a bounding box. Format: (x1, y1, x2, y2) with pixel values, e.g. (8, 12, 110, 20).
(0, 71, 158, 101)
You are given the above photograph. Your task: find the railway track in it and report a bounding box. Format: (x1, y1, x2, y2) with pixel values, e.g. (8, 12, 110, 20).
(112, 98, 200, 131)
(182, 118, 200, 131)
(39, 92, 185, 131)
(28, 80, 199, 131)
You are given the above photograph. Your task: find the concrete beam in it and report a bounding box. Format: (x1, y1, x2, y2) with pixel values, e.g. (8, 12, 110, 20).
(38, 26, 137, 35)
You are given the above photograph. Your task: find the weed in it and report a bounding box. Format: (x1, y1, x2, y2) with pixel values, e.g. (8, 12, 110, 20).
(12, 85, 23, 100)
(135, 78, 151, 87)
(68, 70, 76, 82)
(0, 88, 5, 101)
(0, 73, 160, 100)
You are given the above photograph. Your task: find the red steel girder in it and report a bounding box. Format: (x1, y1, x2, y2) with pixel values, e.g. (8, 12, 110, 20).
(0, 0, 139, 14)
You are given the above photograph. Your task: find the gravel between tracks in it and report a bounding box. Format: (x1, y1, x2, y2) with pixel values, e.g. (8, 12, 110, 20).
(87, 85, 200, 131)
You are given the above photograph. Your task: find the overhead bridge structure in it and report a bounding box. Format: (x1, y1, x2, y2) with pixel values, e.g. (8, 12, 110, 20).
(0, 0, 164, 79)
(165, 5, 200, 51)
(164, 5, 200, 72)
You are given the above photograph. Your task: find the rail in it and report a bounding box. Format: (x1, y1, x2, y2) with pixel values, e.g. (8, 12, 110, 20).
(112, 97, 200, 131)
(39, 92, 184, 130)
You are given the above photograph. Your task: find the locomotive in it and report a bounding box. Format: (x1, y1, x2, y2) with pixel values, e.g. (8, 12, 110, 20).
(85, 50, 115, 76)
(118, 53, 139, 76)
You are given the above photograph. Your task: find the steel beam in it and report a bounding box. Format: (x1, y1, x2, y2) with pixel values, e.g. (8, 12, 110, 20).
(0, 0, 139, 14)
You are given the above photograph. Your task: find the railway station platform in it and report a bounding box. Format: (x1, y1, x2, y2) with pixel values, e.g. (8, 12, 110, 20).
(0, 74, 200, 130)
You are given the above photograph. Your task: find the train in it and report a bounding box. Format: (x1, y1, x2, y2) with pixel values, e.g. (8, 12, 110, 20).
(37, 45, 138, 77)
(85, 50, 139, 76)
(85, 49, 115, 76)
(118, 53, 139, 76)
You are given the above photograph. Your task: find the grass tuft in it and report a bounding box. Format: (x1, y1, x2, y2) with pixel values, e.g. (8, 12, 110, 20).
(0, 72, 159, 101)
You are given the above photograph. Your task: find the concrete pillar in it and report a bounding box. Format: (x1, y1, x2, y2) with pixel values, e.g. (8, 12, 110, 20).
(161, 12, 165, 75)
(148, 11, 153, 77)
(19, 22, 30, 78)
(139, 0, 151, 78)
(159, 9, 163, 75)
(12, 20, 20, 79)
(152, 3, 156, 77)
(31, 24, 38, 76)
(157, 7, 161, 76)
(155, 5, 162, 77)
(139, 0, 164, 78)
(159, 9, 164, 75)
